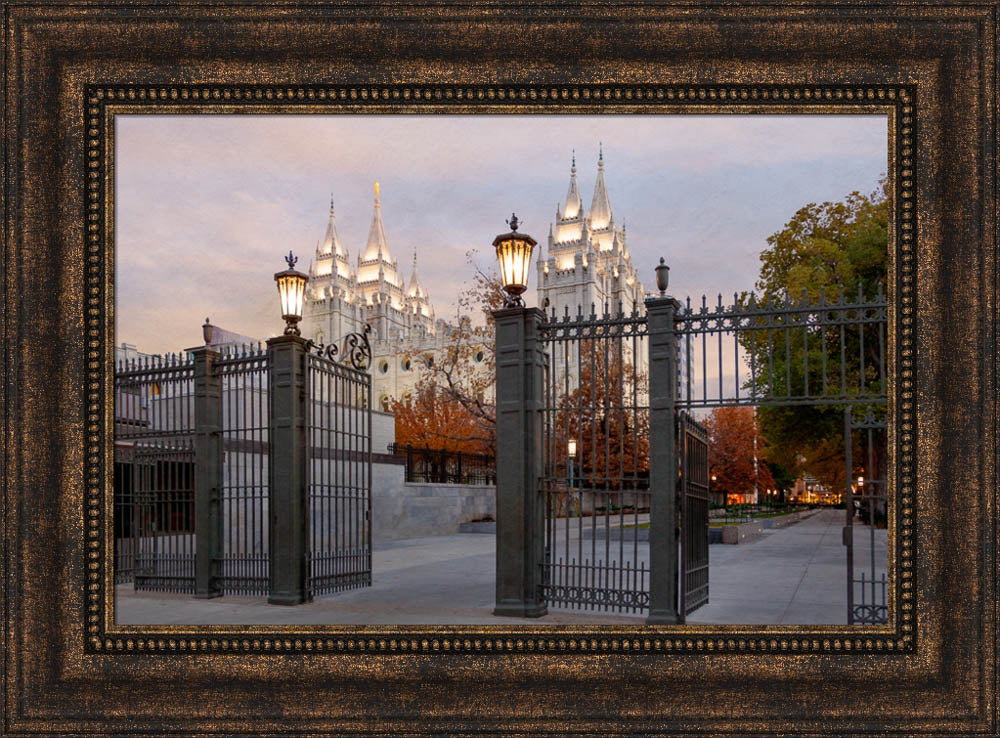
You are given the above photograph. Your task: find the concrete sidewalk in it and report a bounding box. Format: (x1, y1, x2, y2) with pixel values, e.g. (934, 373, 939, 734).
(116, 508, 886, 626)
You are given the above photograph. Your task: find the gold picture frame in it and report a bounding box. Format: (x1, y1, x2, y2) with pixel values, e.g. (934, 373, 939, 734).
(3, 3, 996, 734)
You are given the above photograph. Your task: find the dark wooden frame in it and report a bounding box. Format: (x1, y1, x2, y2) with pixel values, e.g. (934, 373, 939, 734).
(2, 3, 996, 734)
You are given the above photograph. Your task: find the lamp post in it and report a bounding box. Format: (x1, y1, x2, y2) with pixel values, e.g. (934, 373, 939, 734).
(492, 213, 546, 618)
(568, 438, 577, 490)
(493, 214, 537, 307)
(267, 250, 311, 605)
(274, 250, 309, 335)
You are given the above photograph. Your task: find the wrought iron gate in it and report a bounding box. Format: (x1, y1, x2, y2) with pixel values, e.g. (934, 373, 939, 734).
(678, 412, 710, 617)
(305, 349, 372, 597)
(216, 345, 270, 596)
(114, 328, 374, 602)
(844, 406, 888, 624)
(539, 305, 651, 613)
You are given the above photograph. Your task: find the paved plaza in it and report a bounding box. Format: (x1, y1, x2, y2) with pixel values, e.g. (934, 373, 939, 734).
(116, 508, 887, 626)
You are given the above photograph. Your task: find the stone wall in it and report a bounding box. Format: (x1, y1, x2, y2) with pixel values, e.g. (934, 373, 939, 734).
(372, 461, 496, 542)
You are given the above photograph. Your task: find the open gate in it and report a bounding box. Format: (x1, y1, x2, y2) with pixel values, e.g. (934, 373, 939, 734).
(678, 412, 710, 617)
(844, 406, 888, 624)
(538, 305, 652, 613)
(305, 350, 373, 598)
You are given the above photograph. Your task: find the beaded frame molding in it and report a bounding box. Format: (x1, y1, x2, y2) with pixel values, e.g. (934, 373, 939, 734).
(87, 84, 913, 657)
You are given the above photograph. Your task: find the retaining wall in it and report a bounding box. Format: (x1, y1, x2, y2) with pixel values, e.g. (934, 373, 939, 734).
(372, 461, 496, 542)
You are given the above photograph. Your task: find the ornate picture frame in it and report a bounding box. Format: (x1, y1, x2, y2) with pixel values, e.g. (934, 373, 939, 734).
(3, 3, 996, 734)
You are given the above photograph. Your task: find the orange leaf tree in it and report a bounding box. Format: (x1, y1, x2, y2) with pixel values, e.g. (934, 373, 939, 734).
(391, 378, 493, 455)
(703, 406, 775, 500)
(553, 338, 649, 489)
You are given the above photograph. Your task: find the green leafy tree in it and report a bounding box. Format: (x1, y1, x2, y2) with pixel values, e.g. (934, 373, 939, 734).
(741, 179, 888, 492)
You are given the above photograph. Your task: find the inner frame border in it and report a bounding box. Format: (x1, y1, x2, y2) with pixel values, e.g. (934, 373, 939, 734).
(85, 84, 914, 656)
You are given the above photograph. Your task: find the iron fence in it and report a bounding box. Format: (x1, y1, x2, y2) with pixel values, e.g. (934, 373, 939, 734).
(676, 285, 887, 408)
(114, 354, 196, 591)
(387, 443, 496, 485)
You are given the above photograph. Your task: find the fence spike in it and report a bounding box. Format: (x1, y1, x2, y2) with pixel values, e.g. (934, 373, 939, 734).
(819, 285, 827, 305)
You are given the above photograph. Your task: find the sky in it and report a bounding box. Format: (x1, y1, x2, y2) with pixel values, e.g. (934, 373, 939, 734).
(115, 114, 888, 355)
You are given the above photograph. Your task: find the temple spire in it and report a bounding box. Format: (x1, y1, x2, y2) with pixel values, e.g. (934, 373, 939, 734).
(318, 194, 347, 258)
(589, 146, 612, 230)
(363, 179, 391, 261)
(562, 151, 582, 219)
(407, 246, 424, 299)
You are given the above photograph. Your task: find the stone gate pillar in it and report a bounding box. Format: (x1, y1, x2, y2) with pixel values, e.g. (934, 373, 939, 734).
(492, 306, 547, 618)
(191, 345, 223, 599)
(267, 334, 310, 605)
(646, 295, 681, 625)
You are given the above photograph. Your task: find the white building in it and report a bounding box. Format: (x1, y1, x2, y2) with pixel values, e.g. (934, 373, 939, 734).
(536, 149, 646, 319)
(299, 150, 690, 409)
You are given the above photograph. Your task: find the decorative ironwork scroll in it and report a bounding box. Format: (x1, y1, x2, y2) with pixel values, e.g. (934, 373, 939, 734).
(307, 324, 372, 371)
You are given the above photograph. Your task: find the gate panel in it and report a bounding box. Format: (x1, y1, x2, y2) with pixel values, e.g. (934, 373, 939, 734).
(844, 406, 888, 624)
(539, 305, 651, 613)
(216, 346, 270, 596)
(306, 352, 372, 597)
(679, 412, 710, 616)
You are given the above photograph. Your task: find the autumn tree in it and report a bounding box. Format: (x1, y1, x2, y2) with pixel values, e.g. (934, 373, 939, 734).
(704, 406, 776, 502)
(553, 338, 649, 488)
(391, 378, 492, 455)
(740, 179, 888, 492)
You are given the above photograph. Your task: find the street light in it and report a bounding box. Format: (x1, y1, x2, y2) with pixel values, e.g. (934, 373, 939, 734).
(493, 213, 537, 307)
(274, 250, 309, 336)
(568, 438, 577, 489)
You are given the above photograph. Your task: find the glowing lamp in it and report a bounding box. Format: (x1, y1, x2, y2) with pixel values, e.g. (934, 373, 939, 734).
(568, 439, 577, 459)
(274, 250, 309, 335)
(493, 213, 537, 307)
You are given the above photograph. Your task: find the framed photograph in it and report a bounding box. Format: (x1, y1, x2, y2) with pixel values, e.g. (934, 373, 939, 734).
(3, 3, 997, 735)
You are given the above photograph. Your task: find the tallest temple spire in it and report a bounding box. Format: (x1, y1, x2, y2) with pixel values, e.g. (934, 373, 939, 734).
(589, 145, 613, 230)
(363, 179, 392, 262)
